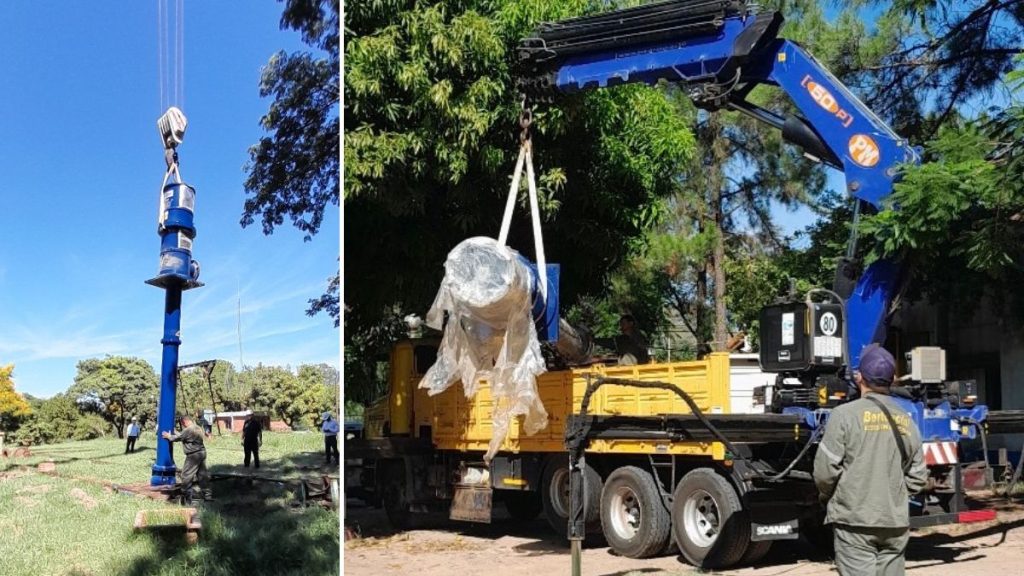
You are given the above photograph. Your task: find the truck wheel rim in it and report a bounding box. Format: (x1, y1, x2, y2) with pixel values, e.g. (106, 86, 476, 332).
(550, 468, 570, 518)
(682, 489, 720, 548)
(609, 485, 641, 540)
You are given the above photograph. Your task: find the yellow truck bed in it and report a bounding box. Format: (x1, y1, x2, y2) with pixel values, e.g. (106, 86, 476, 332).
(412, 351, 731, 459)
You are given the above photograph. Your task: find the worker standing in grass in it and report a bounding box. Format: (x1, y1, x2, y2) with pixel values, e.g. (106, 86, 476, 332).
(322, 412, 339, 465)
(813, 345, 928, 576)
(242, 411, 262, 469)
(125, 416, 141, 454)
(162, 414, 212, 504)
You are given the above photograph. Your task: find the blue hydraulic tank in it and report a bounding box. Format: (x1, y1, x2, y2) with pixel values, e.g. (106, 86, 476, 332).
(146, 178, 203, 486)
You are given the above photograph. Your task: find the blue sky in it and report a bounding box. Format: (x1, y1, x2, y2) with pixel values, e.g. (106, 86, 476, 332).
(0, 1, 339, 397)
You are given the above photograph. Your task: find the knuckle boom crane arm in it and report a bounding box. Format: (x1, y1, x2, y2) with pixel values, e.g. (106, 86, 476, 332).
(516, 0, 918, 372)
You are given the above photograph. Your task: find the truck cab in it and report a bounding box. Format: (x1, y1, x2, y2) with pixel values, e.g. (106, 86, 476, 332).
(362, 338, 439, 440)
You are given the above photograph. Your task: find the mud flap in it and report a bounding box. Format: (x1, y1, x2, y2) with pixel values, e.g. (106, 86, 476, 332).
(450, 484, 493, 523)
(750, 519, 799, 541)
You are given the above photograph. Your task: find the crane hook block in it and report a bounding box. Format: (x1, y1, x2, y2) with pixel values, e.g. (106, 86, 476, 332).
(158, 107, 188, 150)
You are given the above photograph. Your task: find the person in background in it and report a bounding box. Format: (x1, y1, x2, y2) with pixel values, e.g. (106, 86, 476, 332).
(242, 411, 263, 469)
(162, 414, 212, 504)
(813, 344, 928, 575)
(322, 412, 340, 465)
(596, 314, 651, 365)
(198, 410, 213, 436)
(125, 416, 141, 454)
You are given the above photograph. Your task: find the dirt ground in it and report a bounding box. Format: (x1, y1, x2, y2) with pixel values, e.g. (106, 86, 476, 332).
(344, 494, 1024, 575)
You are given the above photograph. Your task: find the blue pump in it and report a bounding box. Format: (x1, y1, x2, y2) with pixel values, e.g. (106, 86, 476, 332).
(146, 110, 203, 487)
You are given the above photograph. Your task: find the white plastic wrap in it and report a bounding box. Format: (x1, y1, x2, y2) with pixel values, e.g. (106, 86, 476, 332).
(419, 237, 548, 462)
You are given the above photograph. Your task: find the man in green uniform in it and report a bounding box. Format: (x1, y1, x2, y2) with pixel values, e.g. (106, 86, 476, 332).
(595, 314, 651, 365)
(162, 414, 212, 505)
(813, 344, 928, 575)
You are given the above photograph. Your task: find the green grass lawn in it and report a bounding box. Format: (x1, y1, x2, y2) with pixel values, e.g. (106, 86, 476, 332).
(0, 432, 339, 576)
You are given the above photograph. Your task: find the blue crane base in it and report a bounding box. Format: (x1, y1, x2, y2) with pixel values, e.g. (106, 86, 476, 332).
(152, 466, 177, 486)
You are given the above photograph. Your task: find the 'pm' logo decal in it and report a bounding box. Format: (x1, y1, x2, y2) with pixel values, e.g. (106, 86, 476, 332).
(849, 134, 880, 167)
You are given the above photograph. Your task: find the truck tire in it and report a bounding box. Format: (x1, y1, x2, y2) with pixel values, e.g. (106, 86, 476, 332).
(740, 539, 773, 565)
(381, 461, 415, 530)
(599, 466, 672, 559)
(671, 468, 750, 569)
(504, 490, 543, 522)
(541, 455, 601, 536)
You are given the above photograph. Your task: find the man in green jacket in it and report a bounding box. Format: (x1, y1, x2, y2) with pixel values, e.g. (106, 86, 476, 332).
(162, 414, 212, 505)
(813, 344, 929, 575)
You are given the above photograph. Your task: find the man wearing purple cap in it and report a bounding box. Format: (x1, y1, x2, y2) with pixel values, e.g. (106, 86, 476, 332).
(813, 344, 928, 575)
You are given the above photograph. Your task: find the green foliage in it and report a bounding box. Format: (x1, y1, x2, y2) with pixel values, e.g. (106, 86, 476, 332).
(782, 196, 853, 289)
(13, 393, 110, 445)
(344, 0, 695, 346)
(0, 364, 31, 432)
(69, 356, 159, 439)
(344, 399, 365, 419)
(859, 81, 1024, 317)
(723, 253, 795, 341)
(342, 352, 390, 407)
(243, 0, 340, 326)
(178, 360, 240, 416)
(306, 268, 340, 327)
(243, 0, 339, 237)
(298, 363, 340, 424)
(240, 363, 336, 429)
(845, 0, 1024, 138)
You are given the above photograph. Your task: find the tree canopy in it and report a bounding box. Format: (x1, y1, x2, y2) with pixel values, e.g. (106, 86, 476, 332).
(244, 0, 339, 238)
(343, 1, 1024, 401)
(845, 0, 1024, 139)
(14, 394, 108, 445)
(69, 356, 159, 439)
(859, 57, 1024, 321)
(239, 363, 338, 429)
(0, 364, 31, 432)
(244, 0, 340, 325)
(344, 0, 696, 338)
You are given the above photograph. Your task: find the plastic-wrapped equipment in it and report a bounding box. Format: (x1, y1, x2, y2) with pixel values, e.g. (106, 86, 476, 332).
(420, 237, 549, 462)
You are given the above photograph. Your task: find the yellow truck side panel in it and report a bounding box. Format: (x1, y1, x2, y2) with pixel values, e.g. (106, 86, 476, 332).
(426, 352, 731, 458)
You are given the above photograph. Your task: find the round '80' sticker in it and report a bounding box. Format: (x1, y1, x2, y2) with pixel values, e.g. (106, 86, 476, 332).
(819, 312, 838, 336)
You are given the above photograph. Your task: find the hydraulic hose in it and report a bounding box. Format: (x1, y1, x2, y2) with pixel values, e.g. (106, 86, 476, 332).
(959, 417, 1000, 497)
(571, 375, 824, 482)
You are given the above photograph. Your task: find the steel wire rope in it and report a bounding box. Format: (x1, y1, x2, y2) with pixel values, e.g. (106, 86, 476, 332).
(157, 0, 166, 112)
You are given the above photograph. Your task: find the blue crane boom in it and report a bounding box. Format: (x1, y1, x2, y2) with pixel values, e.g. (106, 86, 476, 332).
(517, 0, 916, 371)
(515, 9, 995, 569)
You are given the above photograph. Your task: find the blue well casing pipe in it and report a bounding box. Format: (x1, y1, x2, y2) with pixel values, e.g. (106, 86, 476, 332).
(146, 181, 203, 486)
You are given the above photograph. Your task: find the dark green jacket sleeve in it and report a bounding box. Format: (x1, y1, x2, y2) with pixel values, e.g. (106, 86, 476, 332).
(813, 410, 847, 502)
(904, 423, 928, 495)
(166, 427, 195, 443)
